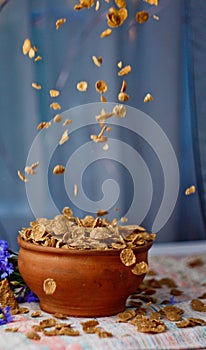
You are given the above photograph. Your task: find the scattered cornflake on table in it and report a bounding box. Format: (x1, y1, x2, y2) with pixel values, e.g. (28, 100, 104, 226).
(107, 7, 128, 28)
(5, 327, 19, 332)
(50, 89, 60, 97)
(190, 299, 206, 312)
(77, 81, 88, 92)
(144, 93, 154, 103)
(50, 102, 61, 110)
(22, 38, 31, 55)
(25, 331, 41, 340)
(74, 184, 78, 196)
(136, 11, 150, 24)
(118, 64, 131, 76)
(17, 170, 28, 182)
(117, 309, 136, 322)
(32, 82, 42, 90)
(30, 310, 42, 318)
(37, 121, 51, 130)
(59, 129, 69, 145)
(144, 0, 158, 5)
(53, 165, 65, 175)
(53, 114, 62, 123)
(92, 55, 102, 67)
(100, 28, 112, 38)
(56, 18, 66, 30)
(185, 185, 196, 195)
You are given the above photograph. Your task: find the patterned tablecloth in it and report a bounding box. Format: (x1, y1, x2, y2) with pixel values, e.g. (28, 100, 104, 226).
(1, 248, 206, 350)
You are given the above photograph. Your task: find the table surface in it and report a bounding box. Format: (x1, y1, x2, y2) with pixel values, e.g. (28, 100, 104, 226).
(1, 240, 206, 350)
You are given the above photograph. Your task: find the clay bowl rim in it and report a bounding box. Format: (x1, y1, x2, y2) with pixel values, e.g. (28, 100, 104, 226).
(18, 236, 153, 256)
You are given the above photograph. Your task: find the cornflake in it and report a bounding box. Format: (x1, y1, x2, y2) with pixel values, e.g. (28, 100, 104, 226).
(144, 0, 158, 5)
(118, 92, 129, 102)
(34, 55, 42, 62)
(43, 278, 57, 295)
(53, 165, 65, 175)
(26, 331, 41, 340)
(113, 104, 126, 118)
(74, 184, 78, 196)
(118, 64, 131, 76)
(100, 28, 112, 38)
(56, 18, 66, 30)
(50, 102, 61, 110)
(144, 93, 154, 103)
(117, 309, 136, 322)
(103, 143, 109, 150)
(153, 14, 159, 20)
(120, 248, 136, 266)
(53, 114, 62, 123)
(191, 299, 206, 312)
(77, 81, 88, 92)
(101, 95, 107, 102)
(92, 55, 102, 67)
(185, 185, 196, 195)
(25, 161, 40, 175)
(107, 7, 128, 28)
(50, 89, 60, 97)
(32, 82, 42, 90)
(22, 38, 31, 55)
(95, 80, 108, 94)
(95, 0, 100, 11)
(28, 47, 35, 59)
(59, 129, 69, 145)
(136, 11, 149, 24)
(63, 119, 72, 126)
(117, 60, 122, 68)
(37, 121, 51, 130)
(120, 80, 127, 92)
(131, 261, 148, 275)
(74, 0, 95, 10)
(17, 170, 28, 183)
(115, 0, 126, 8)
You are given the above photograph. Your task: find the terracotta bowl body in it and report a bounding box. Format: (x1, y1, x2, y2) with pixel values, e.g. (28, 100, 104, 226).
(18, 237, 153, 317)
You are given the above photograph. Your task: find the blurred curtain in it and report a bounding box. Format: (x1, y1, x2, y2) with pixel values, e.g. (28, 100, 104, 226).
(0, 0, 205, 251)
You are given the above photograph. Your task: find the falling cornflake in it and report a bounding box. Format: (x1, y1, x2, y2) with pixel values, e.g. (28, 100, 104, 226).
(144, 93, 154, 103)
(118, 65, 132, 76)
(144, 0, 158, 5)
(185, 185, 196, 196)
(22, 38, 31, 55)
(53, 114, 62, 123)
(56, 18, 66, 30)
(25, 161, 40, 175)
(50, 102, 61, 110)
(100, 28, 112, 38)
(32, 82, 42, 90)
(53, 165, 65, 175)
(17, 170, 28, 183)
(92, 55, 103, 67)
(59, 129, 69, 145)
(77, 81, 88, 92)
(37, 121, 51, 130)
(50, 89, 60, 97)
(74, 184, 78, 196)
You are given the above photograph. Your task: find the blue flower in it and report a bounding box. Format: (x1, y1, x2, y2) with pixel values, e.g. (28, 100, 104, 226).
(0, 240, 14, 279)
(0, 306, 13, 325)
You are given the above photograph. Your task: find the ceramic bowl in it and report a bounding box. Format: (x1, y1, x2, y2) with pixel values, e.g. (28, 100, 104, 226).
(18, 236, 153, 317)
